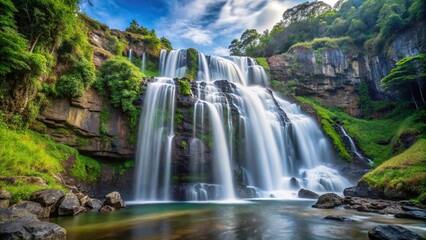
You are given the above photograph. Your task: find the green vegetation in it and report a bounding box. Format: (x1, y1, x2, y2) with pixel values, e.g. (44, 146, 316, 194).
(363, 139, 426, 199)
(255, 58, 270, 71)
(381, 54, 426, 109)
(179, 79, 192, 96)
(271, 80, 297, 97)
(99, 108, 110, 135)
(180, 140, 187, 150)
(0, 118, 100, 203)
(297, 97, 426, 165)
(229, 0, 425, 57)
(56, 58, 96, 98)
(185, 48, 198, 80)
(358, 81, 393, 117)
(96, 57, 144, 139)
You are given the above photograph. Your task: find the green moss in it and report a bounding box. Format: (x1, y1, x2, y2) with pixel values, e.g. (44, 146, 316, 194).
(271, 80, 297, 96)
(363, 139, 426, 198)
(289, 37, 352, 51)
(185, 48, 198, 80)
(180, 140, 187, 150)
(99, 108, 110, 135)
(179, 79, 191, 96)
(70, 155, 101, 182)
(296, 97, 351, 160)
(255, 57, 270, 71)
(110, 159, 135, 175)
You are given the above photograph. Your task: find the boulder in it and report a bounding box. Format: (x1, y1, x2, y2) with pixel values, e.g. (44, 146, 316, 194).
(323, 215, 356, 222)
(99, 205, 115, 212)
(298, 189, 319, 199)
(0, 190, 11, 208)
(312, 193, 343, 209)
(12, 201, 50, 219)
(0, 208, 38, 224)
(0, 219, 66, 240)
(58, 192, 85, 216)
(86, 198, 102, 210)
(343, 180, 384, 199)
(104, 192, 125, 209)
(30, 189, 64, 207)
(343, 197, 404, 215)
(289, 177, 300, 190)
(368, 225, 423, 240)
(395, 211, 426, 221)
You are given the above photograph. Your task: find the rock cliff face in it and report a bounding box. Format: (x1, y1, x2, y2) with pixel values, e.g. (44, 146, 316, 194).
(35, 88, 134, 159)
(268, 21, 425, 116)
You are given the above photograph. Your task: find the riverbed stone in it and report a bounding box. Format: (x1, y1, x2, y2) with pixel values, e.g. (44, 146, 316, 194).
(289, 177, 300, 190)
(395, 210, 426, 220)
(324, 215, 356, 222)
(0, 190, 11, 208)
(104, 191, 125, 209)
(343, 197, 403, 215)
(58, 192, 85, 216)
(86, 198, 102, 210)
(312, 193, 343, 209)
(298, 189, 319, 199)
(99, 205, 115, 212)
(343, 180, 384, 199)
(12, 201, 50, 219)
(30, 189, 64, 207)
(0, 208, 38, 223)
(368, 225, 423, 240)
(0, 219, 66, 240)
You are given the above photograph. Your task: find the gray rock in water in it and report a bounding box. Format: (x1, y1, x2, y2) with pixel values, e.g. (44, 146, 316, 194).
(289, 177, 300, 190)
(298, 189, 319, 199)
(104, 192, 125, 209)
(312, 193, 343, 209)
(395, 210, 426, 220)
(368, 225, 423, 240)
(99, 205, 115, 212)
(324, 215, 356, 222)
(30, 189, 64, 207)
(0, 208, 38, 224)
(0, 219, 66, 240)
(58, 192, 85, 216)
(12, 201, 50, 219)
(343, 180, 384, 199)
(86, 198, 102, 210)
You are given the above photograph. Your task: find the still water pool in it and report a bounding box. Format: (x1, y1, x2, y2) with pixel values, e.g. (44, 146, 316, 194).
(51, 199, 426, 240)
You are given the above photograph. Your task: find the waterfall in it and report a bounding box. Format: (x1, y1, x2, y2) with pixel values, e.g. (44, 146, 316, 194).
(128, 49, 132, 60)
(141, 52, 146, 73)
(134, 77, 176, 201)
(339, 125, 373, 164)
(134, 49, 350, 201)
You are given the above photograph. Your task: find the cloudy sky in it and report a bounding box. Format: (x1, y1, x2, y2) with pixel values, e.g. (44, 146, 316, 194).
(81, 0, 338, 55)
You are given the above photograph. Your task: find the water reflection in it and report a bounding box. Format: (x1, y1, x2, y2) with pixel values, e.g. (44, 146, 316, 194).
(51, 200, 426, 240)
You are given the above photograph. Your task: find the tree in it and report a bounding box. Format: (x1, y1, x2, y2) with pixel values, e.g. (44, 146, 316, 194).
(160, 37, 172, 50)
(0, 0, 30, 76)
(381, 54, 426, 109)
(126, 19, 149, 35)
(229, 39, 242, 56)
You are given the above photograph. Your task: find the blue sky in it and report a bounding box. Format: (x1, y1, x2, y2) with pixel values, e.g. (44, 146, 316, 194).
(80, 0, 338, 55)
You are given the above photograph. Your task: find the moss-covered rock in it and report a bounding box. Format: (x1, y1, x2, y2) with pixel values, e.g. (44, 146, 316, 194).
(185, 48, 198, 80)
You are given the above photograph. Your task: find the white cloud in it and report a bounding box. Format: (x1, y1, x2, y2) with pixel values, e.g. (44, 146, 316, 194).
(213, 47, 230, 56)
(182, 28, 213, 45)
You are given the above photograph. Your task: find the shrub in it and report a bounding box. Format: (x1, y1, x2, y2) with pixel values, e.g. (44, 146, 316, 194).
(56, 58, 96, 98)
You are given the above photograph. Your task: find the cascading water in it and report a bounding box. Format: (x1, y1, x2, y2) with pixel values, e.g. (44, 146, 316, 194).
(339, 125, 373, 164)
(141, 52, 146, 73)
(128, 49, 132, 60)
(134, 49, 351, 201)
(134, 77, 176, 201)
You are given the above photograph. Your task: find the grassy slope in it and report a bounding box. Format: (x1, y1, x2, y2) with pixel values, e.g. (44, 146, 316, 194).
(363, 139, 426, 198)
(0, 121, 101, 203)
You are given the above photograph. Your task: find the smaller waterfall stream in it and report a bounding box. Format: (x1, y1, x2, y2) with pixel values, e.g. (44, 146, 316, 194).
(339, 126, 373, 164)
(128, 49, 132, 60)
(141, 52, 146, 73)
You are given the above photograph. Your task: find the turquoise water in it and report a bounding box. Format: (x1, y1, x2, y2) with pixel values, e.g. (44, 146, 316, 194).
(51, 200, 426, 240)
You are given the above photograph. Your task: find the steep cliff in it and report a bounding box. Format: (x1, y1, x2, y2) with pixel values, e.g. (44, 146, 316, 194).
(268, 21, 425, 116)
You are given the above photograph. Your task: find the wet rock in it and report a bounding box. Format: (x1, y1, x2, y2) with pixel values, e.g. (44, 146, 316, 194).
(12, 201, 50, 219)
(343, 180, 384, 199)
(395, 211, 426, 221)
(298, 189, 319, 199)
(343, 197, 403, 215)
(368, 225, 423, 240)
(0, 219, 66, 240)
(99, 205, 115, 212)
(323, 215, 356, 222)
(289, 177, 300, 190)
(0, 190, 11, 208)
(58, 192, 85, 216)
(30, 189, 64, 207)
(86, 198, 102, 210)
(104, 191, 125, 209)
(0, 208, 38, 224)
(312, 193, 343, 209)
